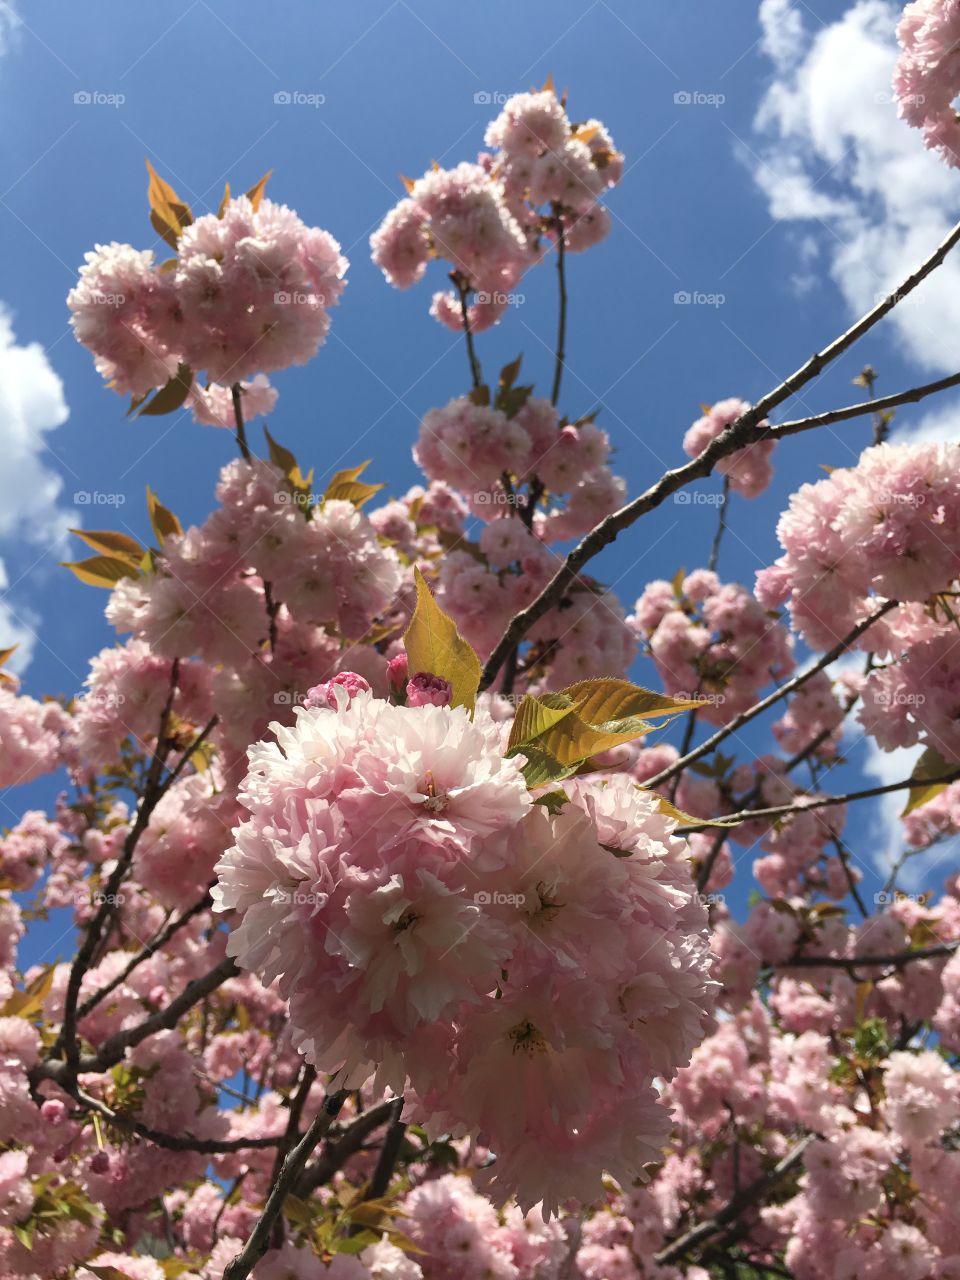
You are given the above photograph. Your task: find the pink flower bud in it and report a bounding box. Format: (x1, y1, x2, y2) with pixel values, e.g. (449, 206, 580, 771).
(41, 1099, 66, 1125)
(386, 652, 409, 692)
(406, 671, 453, 708)
(305, 672, 371, 710)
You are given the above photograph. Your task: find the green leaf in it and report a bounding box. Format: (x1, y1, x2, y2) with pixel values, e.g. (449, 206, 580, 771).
(137, 364, 193, 417)
(146, 487, 183, 545)
(533, 788, 569, 815)
(403, 568, 481, 714)
(468, 384, 490, 407)
(901, 746, 955, 816)
(61, 556, 140, 588)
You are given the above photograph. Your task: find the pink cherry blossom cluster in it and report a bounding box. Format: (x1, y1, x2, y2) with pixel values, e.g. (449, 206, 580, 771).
(214, 690, 715, 1213)
(629, 570, 794, 724)
(371, 88, 621, 331)
(68, 195, 347, 417)
(756, 441, 960, 650)
(682, 398, 775, 498)
(894, 0, 960, 167)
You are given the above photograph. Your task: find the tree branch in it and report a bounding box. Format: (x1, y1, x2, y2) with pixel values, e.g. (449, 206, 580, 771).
(479, 217, 960, 690)
(223, 1091, 349, 1280)
(644, 600, 897, 790)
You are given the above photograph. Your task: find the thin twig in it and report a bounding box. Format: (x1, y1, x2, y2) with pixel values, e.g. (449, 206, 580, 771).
(707, 476, 730, 574)
(550, 205, 568, 407)
(678, 767, 960, 835)
(223, 1091, 349, 1280)
(646, 600, 896, 790)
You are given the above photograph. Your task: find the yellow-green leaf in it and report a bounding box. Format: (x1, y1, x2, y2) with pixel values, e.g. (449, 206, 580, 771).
(137, 363, 192, 417)
(529, 706, 654, 767)
(264, 427, 311, 491)
(2, 965, 55, 1018)
(403, 568, 481, 713)
(246, 169, 273, 211)
(62, 556, 140, 588)
(146, 487, 183, 545)
(507, 692, 575, 754)
(902, 746, 956, 816)
(561, 677, 702, 725)
(323, 460, 383, 507)
(145, 159, 193, 250)
(217, 181, 231, 218)
(325, 480, 385, 508)
(0, 645, 16, 669)
(68, 529, 143, 564)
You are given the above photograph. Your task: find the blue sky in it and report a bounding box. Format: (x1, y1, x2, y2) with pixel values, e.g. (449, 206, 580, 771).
(2, 0, 960, 958)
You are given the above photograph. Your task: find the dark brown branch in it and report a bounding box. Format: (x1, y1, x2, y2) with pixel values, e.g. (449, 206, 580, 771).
(654, 1136, 812, 1266)
(223, 1091, 349, 1280)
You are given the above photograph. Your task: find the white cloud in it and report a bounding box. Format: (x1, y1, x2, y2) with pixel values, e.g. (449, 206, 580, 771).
(0, 307, 71, 670)
(889, 396, 960, 446)
(751, 0, 960, 373)
(0, 3, 19, 56)
(0, 307, 70, 546)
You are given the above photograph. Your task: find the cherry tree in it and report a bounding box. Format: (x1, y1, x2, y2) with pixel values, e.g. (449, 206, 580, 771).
(3, 5, 960, 1277)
